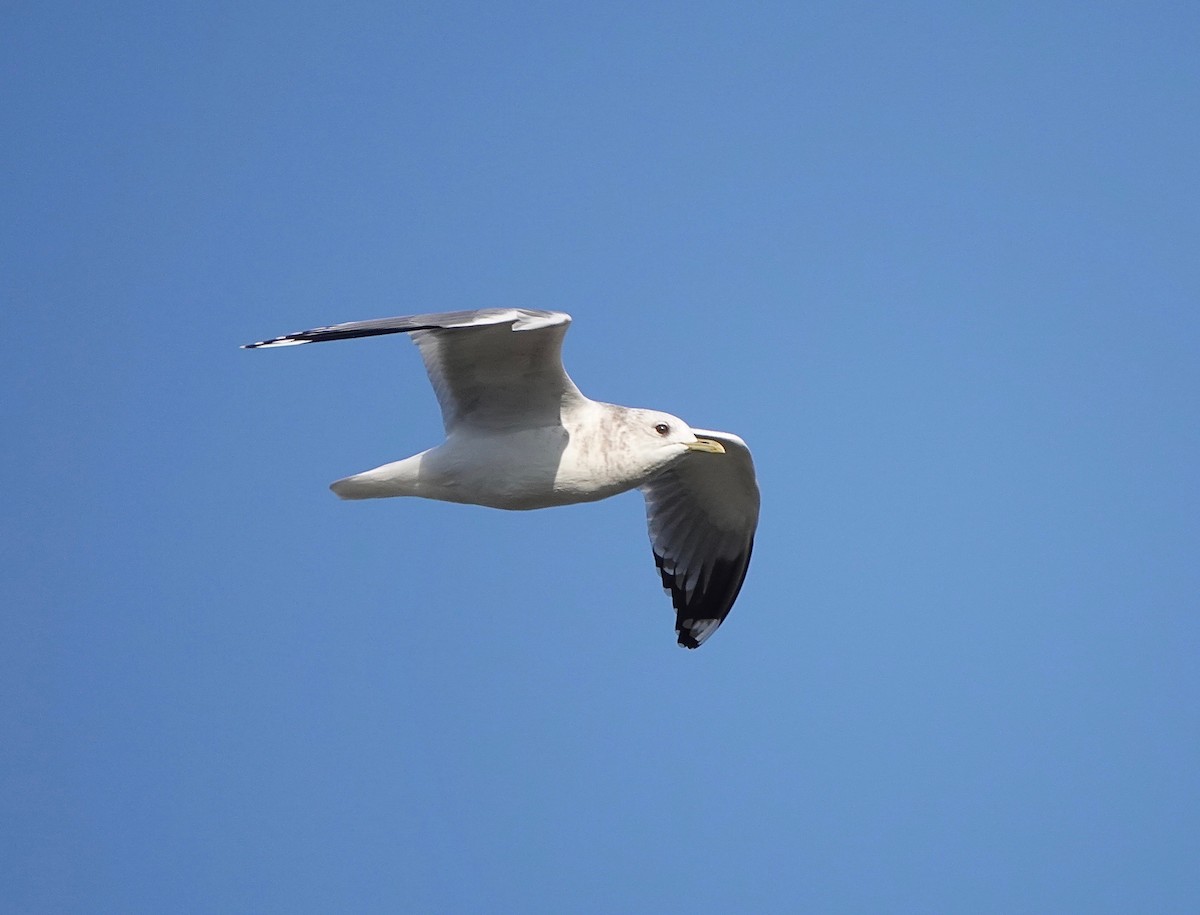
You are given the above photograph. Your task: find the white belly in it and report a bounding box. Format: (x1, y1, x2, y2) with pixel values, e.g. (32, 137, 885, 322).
(420, 426, 642, 511)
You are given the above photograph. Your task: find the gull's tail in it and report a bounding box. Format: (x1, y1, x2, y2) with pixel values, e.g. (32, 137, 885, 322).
(329, 456, 423, 500)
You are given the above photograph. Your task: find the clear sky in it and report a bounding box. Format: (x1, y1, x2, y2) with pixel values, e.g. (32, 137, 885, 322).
(4, 2, 1198, 912)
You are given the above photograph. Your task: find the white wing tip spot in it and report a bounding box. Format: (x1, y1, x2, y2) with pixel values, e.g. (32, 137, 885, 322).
(245, 338, 309, 349)
(680, 618, 721, 646)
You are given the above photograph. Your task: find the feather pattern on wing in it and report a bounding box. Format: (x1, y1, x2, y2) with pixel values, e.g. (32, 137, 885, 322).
(640, 430, 760, 648)
(244, 309, 585, 431)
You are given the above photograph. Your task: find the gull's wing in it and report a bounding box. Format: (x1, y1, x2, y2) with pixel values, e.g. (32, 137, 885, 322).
(640, 430, 760, 648)
(244, 309, 585, 431)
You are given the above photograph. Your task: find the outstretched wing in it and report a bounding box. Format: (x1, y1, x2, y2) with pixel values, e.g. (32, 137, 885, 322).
(640, 430, 759, 648)
(244, 309, 585, 431)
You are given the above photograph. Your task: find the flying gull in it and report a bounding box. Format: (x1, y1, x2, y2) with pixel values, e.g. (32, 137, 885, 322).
(244, 309, 759, 648)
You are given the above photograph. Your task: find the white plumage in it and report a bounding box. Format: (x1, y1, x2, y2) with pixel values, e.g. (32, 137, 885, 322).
(245, 309, 759, 648)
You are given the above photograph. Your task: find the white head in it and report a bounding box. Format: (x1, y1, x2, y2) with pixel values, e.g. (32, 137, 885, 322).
(620, 408, 726, 476)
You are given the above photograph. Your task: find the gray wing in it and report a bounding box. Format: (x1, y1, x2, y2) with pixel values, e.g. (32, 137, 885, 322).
(244, 309, 585, 431)
(640, 430, 760, 648)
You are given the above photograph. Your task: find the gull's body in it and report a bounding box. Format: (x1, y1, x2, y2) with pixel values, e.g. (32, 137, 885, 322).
(329, 401, 679, 510)
(244, 309, 759, 648)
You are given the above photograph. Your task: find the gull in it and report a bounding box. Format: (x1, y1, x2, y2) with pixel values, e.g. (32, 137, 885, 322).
(244, 309, 759, 648)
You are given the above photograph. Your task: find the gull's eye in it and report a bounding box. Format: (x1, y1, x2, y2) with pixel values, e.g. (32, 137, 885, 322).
(654, 423, 670, 436)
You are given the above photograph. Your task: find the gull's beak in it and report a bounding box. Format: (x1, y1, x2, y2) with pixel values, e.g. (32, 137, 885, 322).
(686, 437, 726, 454)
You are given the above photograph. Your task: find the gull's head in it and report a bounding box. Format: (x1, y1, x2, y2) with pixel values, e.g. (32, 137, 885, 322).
(635, 410, 726, 464)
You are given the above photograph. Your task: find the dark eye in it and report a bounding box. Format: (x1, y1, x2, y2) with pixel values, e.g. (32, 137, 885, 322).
(654, 423, 670, 435)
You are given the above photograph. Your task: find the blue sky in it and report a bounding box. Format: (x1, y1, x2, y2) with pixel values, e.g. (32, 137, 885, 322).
(4, 2, 1198, 911)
